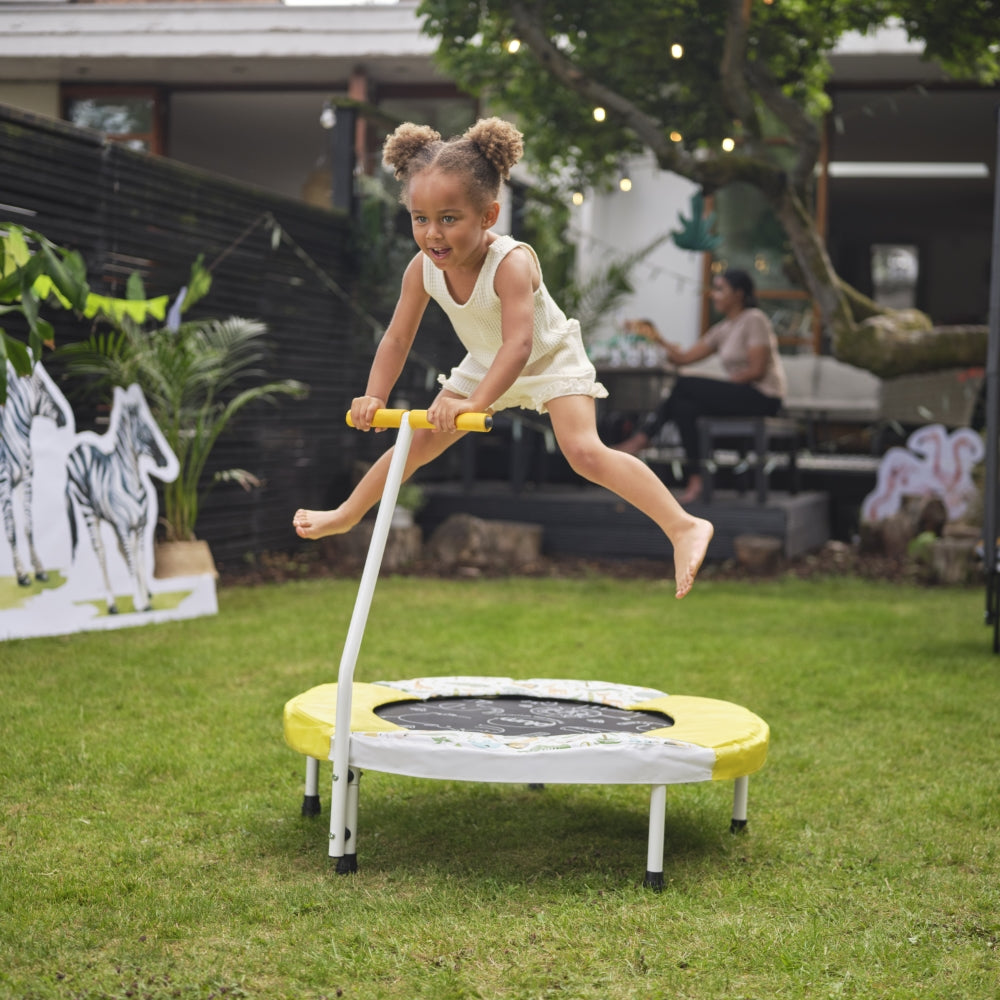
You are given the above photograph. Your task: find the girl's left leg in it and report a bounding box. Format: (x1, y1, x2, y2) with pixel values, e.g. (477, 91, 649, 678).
(547, 394, 714, 598)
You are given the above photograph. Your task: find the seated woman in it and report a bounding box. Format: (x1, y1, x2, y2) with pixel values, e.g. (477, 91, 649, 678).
(615, 268, 787, 504)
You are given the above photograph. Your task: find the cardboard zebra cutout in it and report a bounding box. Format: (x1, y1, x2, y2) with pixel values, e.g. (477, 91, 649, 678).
(1, 370, 217, 640)
(0, 362, 71, 586)
(65, 384, 179, 615)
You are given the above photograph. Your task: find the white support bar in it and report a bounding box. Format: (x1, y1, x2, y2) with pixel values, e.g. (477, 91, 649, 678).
(304, 756, 319, 797)
(646, 784, 667, 876)
(329, 414, 415, 858)
(732, 775, 749, 825)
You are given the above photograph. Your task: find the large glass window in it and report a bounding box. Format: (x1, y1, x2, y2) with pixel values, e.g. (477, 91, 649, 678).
(63, 89, 163, 154)
(710, 181, 815, 352)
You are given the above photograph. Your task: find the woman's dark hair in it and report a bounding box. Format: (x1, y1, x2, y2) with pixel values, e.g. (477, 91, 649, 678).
(721, 268, 758, 308)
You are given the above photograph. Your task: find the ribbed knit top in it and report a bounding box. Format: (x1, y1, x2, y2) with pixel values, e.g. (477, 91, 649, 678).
(427, 235, 607, 414)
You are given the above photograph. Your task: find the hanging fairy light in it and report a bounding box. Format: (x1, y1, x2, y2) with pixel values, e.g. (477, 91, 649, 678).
(670, 43, 684, 59)
(670, 130, 683, 143)
(617, 159, 632, 192)
(507, 39, 521, 54)
(593, 107, 606, 122)
(721, 137, 736, 152)
(571, 191, 585, 206)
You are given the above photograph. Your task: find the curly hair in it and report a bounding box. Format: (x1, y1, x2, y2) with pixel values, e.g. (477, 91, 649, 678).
(720, 268, 759, 308)
(382, 117, 524, 209)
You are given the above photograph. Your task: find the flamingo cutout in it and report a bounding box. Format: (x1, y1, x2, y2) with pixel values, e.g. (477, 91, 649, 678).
(862, 424, 984, 523)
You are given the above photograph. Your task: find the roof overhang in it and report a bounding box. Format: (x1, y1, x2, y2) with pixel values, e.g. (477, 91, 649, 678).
(0, 6, 960, 90)
(0, 1, 442, 87)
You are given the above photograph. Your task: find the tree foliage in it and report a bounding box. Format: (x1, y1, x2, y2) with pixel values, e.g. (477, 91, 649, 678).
(418, 0, 999, 360)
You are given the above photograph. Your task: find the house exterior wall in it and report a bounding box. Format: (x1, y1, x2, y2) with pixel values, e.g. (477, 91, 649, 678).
(0, 82, 60, 118)
(572, 157, 703, 351)
(0, 4, 992, 342)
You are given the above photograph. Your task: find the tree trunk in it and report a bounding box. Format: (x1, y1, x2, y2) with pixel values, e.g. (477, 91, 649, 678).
(765, 184, 987, 377)
(767, 185, 856, 348)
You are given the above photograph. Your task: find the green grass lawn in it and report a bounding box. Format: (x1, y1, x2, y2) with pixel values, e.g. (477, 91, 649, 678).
(1, 574, 998, 999)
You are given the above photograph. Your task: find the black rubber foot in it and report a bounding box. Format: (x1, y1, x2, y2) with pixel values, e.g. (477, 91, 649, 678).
(730, 818, 748, 833)
(335, 853, 358, 875)
(642, 871, 664, 891)
(301, 795, 321, 817)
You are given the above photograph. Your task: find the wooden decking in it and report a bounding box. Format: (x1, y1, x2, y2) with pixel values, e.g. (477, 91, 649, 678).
(419, 482, 831, 563)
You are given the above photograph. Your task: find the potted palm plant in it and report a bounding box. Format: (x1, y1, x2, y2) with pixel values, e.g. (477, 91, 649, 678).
(391, 481, 426, 529)
(59, 309, 307, 575)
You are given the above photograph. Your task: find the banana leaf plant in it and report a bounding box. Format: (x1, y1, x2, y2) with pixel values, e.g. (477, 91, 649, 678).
(0, 225, 90, 402)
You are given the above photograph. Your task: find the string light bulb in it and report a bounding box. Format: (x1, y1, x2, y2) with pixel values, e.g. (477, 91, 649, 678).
(670, 130, 683, 142)
(593, 107, 606, 122)
(671, 43, 684, 59)
(721, 137, 735, 152)
(571, 191, 585, 206)
(507, 39, 521, 53)
(619, 176, 632, 192)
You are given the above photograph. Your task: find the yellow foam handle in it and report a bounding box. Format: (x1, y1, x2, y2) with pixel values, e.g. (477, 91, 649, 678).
(346, 408, 493, 432)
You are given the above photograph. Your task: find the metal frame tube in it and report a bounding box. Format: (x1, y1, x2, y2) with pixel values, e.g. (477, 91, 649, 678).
(329, 414, 415, 859)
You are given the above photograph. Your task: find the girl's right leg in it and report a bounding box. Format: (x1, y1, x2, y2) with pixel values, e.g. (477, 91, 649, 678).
(293, 427, 464, 539)
(547, 394, 713, 598)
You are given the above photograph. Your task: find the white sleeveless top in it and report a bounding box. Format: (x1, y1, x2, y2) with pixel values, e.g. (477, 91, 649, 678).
(427, 234, 607, 414)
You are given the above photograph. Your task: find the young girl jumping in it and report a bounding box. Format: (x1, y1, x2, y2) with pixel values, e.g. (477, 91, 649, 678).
(293, 117, 713, 598)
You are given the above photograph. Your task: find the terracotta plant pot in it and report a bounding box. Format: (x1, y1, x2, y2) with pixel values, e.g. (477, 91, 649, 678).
(154, 540, 218, 579)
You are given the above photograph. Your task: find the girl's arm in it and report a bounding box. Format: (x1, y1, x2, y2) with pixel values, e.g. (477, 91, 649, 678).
(351, 253, 429, 431)
(426, 247, 535, 428)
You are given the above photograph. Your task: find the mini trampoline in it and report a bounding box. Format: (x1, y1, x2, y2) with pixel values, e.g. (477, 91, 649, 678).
(284, 411, 770, 888)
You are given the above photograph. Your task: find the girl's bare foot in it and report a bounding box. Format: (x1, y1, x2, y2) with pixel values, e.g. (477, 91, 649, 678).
(672, 516, 714, 599)
(293, 507, 354, 540)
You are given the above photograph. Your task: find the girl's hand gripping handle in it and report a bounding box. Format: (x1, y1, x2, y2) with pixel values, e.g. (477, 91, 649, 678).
(346, 409, 493, 433)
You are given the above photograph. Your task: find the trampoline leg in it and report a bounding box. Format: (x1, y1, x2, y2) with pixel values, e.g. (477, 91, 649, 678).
(730, 775, 749, 833)
(643, 785, 667, 891)
(301, 757, 321, 817)
(334, 767, 361, 875)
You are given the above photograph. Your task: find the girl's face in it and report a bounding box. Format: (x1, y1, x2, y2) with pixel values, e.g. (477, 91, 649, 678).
(710, 275, 742, 315)
(407, 168, 497, 272)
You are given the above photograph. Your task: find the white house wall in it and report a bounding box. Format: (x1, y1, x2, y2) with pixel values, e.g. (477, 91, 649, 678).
(573, 158, 703, 350)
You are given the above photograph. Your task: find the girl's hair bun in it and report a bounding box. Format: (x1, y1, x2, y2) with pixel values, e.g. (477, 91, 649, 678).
(463, 117, 524, 181)
(382, 122, 442, 179)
